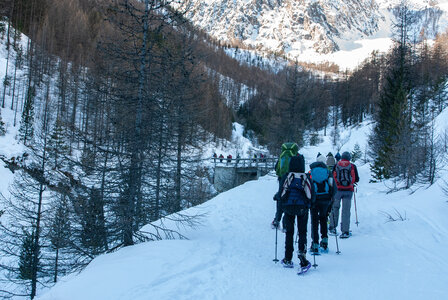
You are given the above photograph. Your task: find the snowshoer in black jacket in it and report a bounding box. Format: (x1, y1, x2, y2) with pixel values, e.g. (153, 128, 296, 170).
(309, 157, 336, 254)
(279, 155, 312, 272)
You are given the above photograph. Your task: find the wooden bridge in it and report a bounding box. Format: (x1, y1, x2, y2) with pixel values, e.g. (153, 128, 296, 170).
(212, 157, 277, 192)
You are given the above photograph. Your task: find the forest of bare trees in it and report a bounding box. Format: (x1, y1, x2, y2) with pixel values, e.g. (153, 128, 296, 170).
(0, 0, 448, 298)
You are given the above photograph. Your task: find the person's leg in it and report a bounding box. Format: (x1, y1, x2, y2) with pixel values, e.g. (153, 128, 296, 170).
(330, 191, 342, 230)
(319, 203, 329, 239)
(340, 191, 353, 233)
(297, 209, 309, 254)
(310, 207, 319, 244)
(283, 213, 295, 261)
(297, 210, 310, 267)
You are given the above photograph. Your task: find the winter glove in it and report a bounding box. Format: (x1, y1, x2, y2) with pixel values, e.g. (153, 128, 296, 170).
(273, 192, 280, 201)
(271, 219, 280, 229)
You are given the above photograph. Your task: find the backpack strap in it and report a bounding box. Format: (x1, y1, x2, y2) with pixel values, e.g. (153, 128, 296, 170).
(350, 163, 356, 186)
(280, 173, 295, 199)
(333, 166, 340, 188)
(299, 173, 312, 200)
(280, 172, 311, 200)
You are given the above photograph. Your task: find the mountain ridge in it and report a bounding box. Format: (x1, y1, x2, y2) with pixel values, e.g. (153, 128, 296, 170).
(175, 0, 448, 68)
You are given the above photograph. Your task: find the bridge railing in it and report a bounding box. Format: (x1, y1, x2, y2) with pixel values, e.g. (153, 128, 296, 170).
(211, 157, 277, 170)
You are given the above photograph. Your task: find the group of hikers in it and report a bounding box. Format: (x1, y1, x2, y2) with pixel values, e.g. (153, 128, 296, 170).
(212, 152, 267, 163)
(271, 142, 359, 274)
(213, 153, 236, 163)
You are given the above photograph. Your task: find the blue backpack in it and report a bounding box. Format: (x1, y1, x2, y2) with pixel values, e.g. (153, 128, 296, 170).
(311, 166, 331, 202)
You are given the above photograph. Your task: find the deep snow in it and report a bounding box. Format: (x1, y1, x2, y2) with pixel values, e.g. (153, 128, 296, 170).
(35, 117, 448, 300)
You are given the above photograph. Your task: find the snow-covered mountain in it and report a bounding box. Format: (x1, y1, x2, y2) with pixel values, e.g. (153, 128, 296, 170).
(176, 0, 448, 69)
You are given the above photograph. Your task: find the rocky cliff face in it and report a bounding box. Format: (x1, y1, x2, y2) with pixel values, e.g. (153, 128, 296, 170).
(176, 0, 447, 59)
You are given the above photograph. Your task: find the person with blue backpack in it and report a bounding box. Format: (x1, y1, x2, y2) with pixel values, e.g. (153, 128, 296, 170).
(279, 154, 313, 274)
(329, 151, 359, 239)
(309, 155, 336, 254)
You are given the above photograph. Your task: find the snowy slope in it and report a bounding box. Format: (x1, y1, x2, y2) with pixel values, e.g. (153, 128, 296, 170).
(36, 117, 448, 300)
(0, 25, 26, 201)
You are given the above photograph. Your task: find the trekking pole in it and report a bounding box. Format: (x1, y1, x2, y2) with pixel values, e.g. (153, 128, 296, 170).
(273, 227, 279, 263)
(310, 210, 318, 268)
(331, 208, 341, 254)
(353, 186, 359, 227)
(312, 251, 318, 268)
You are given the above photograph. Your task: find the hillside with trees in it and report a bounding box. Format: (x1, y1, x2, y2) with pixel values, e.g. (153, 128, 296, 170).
(0, 0, 448, 298)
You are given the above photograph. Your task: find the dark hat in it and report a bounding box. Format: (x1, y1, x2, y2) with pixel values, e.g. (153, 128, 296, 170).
(341, 151, 351, 161)
(289, 155, 305, 173)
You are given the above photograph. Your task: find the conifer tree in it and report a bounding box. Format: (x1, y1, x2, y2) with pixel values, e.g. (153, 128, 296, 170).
(18, 229, 38, 281)
(351, 143, 362, 163)
(49, 195, 71, 283)
(369, 0, 414, 181)
(370, 66, 410, 180)
(79, 188, 108, 255)
(19, 85, 35, 145)
(47, 119, 69, 170)
(0, 109, 6, 136)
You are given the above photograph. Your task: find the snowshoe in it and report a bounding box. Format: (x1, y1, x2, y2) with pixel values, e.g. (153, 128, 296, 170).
(298, 262, 311, 275)
(320, 238, 329, 253)
(310, 243, 320, 256)
(328, 228, 337, 236)
(339, 232, 352, 239)
(281, 258, 294, 268)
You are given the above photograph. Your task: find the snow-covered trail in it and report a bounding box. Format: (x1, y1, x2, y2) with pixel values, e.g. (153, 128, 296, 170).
(37, 161, 448, 300)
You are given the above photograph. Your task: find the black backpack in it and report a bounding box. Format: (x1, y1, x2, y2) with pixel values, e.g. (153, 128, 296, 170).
(335, 161, 353, 188)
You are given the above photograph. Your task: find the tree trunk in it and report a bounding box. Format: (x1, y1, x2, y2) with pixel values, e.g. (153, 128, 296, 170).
(2, 20, 11, 108)
(53, 248, 59, 283)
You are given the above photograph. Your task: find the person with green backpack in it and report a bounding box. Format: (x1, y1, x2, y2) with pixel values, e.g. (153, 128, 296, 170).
(271, 142, 299, 230)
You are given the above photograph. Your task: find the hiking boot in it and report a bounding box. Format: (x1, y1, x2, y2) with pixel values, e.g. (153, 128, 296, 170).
(328, 227, 337, 236)
(310, 243, 319, 254)
(320, 238, 328, 251)
(281, 258, 294, 268)
(339, 232, 350, 239)
(298, 252, 310, 268)
(271, 219, 279, 229)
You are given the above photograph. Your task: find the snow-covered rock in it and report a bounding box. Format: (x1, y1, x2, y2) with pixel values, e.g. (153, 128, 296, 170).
(174, 0, 448, 69)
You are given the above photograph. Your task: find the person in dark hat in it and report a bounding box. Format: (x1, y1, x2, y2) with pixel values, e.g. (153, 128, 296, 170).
(279, 154, 312, 273)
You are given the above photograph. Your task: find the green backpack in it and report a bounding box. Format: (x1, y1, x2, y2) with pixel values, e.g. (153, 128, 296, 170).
(275, 142, 299, 178)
